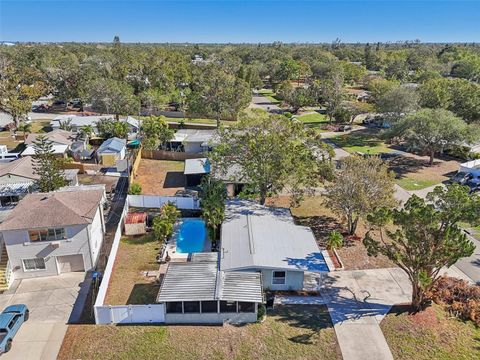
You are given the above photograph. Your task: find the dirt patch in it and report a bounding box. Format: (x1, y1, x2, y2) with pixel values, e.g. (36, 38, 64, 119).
(134, 158, 185, 196)
(267, 195, 395, 270)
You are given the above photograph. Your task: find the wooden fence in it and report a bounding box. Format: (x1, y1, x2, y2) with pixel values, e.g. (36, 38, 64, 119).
(141, 149, 205, 161)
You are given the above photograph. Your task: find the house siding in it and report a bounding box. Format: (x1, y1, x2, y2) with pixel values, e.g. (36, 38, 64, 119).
(227, 268, 305, 291)
(87, 206, 105, 266)
(2, 223, 94, 280)
(260, 269, 304, 291)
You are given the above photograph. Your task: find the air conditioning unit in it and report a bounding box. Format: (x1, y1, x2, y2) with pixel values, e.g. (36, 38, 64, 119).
(50, 241, 60, 249)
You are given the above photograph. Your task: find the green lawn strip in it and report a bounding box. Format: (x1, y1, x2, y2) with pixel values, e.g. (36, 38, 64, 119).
(396, 177, 439, 191)
(59, 305, 341, 360)
(381, 304, 480, 360)
(330, 134, 392, 155)
(257, 89, 281, 104)
(296, 112, 329, 124)
(103, 234, 160, 305)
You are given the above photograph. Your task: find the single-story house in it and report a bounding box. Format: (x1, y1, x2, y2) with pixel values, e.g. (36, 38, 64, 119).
(50, 115, 140, 139)
(70, 140, 95, 161)
(220, 200, 329, 291)
(0, 157, 78, 208)
(0, 187, 106, 281)
(156, 252, 263, 324)
(169, 129, 216, 153)
(22, 129, 76, 157)
(96, 137, 126, 166)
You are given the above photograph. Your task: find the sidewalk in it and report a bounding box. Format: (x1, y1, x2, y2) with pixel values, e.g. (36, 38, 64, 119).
(320, 267, 472, 360)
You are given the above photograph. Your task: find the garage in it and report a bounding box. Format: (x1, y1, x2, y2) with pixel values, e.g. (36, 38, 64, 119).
(56, 254, 85, 273)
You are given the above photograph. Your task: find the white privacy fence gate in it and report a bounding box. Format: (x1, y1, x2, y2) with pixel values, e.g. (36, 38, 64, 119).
(127, 195, 200, 210)
(95, 304, 165, 324)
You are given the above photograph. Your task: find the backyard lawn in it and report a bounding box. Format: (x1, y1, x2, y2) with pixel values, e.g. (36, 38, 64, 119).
(29, 119, 52, 133)
(58, 305, 341, 360)
(0, 131, 21, 151)
(134, 159, 185, 196)
(104, 234, 160, 305)
(258, 89, 281, 104)
(381, 304, 480, 360)
(330, 133, 392, 155)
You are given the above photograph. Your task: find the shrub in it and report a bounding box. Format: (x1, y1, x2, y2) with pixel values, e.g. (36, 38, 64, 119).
(257, 304, 266, 322)
(326, 230, 344, 250)
(431, 276, 480, 326)
(128, 182, 142, 195)
(283, 111, 293, 119)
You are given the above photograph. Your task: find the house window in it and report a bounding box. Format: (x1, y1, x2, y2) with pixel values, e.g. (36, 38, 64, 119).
(238, 302, 255, 313)
(201, 301, 218, 313)
(166, 302, 183, 314)
(220, 301, 237, 313)
(23, 258, 46, 271)
(183, 301, 200, 313)
(28, 228, 66, 242)
(272, 271, 286, 285)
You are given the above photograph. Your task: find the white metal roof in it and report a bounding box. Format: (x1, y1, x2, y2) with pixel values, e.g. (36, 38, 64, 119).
(157, 252, 263, 303)
(184, 158, 210, 175)
(173, 129, 215, 143)
(21, 144, 69, 156)
(220, 200, 329, 273)
(157, 261, 218, 302)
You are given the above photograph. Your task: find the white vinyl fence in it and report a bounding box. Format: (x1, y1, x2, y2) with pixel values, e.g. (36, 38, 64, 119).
(95, 304, 165, 325)
(127, 195, 200, 210)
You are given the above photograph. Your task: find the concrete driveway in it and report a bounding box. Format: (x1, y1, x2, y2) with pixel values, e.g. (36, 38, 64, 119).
(0, 272, 86, 360)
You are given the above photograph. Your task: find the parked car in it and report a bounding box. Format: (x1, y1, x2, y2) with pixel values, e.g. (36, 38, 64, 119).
(336, 124, 352, 132)
(0, 304, 29, 354)
(450, 171, 473, 185)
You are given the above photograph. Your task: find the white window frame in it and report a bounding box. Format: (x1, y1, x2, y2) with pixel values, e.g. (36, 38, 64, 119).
(272, 270, 287, 285)
(22, 257, 46, 272)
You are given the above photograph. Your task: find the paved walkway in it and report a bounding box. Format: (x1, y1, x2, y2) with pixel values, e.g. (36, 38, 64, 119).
(320, 267, 472, 360)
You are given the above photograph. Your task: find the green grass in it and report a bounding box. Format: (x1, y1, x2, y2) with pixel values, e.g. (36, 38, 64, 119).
(296, 112, 329, 124)
(458, 222, 480, 232)
(104, 234, 160, 305)
(330, 134, 391, 155)
(381, 304, 480, 360)
(396, 177, 439, 191)
(258, 89, 281, 104)
(59, 305, 341, 360)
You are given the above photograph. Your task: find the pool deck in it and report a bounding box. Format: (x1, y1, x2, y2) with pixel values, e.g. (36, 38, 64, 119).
(163, 218, 212, 262)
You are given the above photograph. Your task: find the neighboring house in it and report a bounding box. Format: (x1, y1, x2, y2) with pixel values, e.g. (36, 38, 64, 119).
(156, 252, 263, 324)
(21, 129, 76, 157)
(50, 115, 113, 133)
(96, 137, 126, 166)
(169, 129, 216, 153)
(50, 115, 140, 139)
(0, 157, 79, 208)
(183, 157, 246, 196)
(0, 145, 20, 163)
(220, 200, 329, 291)
(70, 140, 95, 161)
(0, 187, 106, 281)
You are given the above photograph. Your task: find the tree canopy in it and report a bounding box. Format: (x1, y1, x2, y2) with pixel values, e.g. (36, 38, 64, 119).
(389, 108, 476, 165)
(211, 109, 334, 205)
(364, 185, 479, 311)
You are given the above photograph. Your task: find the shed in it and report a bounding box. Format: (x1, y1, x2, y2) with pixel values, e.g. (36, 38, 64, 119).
(96, 137, 126, 166)
(124, 212, 147, 236)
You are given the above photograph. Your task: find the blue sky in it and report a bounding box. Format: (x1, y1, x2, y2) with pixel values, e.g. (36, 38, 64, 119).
(0, 1, 479, 43)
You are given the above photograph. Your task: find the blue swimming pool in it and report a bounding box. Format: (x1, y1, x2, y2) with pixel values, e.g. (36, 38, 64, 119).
(175, 218, 207, 253)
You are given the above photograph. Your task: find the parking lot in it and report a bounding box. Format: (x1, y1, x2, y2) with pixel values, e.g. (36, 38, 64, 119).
(0, 272, 86, 360)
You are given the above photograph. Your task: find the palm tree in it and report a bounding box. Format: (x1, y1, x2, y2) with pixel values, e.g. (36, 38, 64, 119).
(79, 125, 94, 140)
(200, 176, 227, 242)
(17, 122, 31, 140)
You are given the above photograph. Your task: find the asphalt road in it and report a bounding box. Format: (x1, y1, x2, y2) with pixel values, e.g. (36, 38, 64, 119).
(456, 232, 480, 284)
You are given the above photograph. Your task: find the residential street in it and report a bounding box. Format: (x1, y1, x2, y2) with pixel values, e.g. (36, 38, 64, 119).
(0, 273, 86, 360)
(249, 93, 281, 113)
(456, 232, 480, 284)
